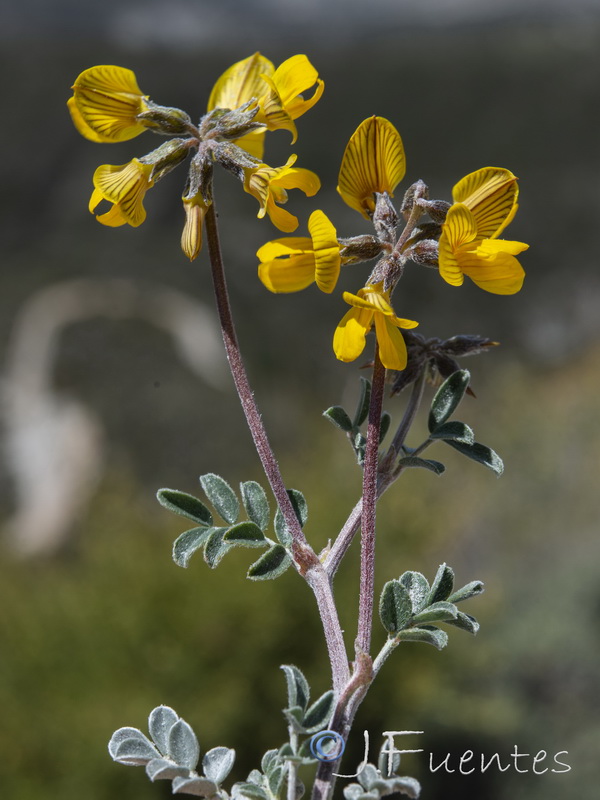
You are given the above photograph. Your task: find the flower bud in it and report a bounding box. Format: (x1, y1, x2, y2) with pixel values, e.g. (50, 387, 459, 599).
(407, 239, 439, 268)
(420, 199, 451, 223)
(212, 142, 260, 182)
(181, 196, 209, 261)
(338, 235, 385, 265)
(137, 102, 194, 135)
(400, 179, 428, 218)
(373, 192, 398, 244)
(186, 148, 214, 206)
(211, 99, 264, 141)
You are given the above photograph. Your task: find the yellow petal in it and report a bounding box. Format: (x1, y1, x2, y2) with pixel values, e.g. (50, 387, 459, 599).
(181, 198, 208, 261)
(374, 315, 408, 370)
(452, 167, 518, 239)
(333, 307, 373, 363)
(264, 198, 299, 232)
(276, 166, 321, 197)
(459, 250, 526, 295)
(308, 210, 340, 294)
(337, 116, 406, 219)
(475, 239, 529, 256)
(438, 203, 478, 286)
(88, 187, 104, 214)
(260, 55, 323, 142)
(342, 285, 394, 316)
(67, 97, 108, 142)
(208, 52, 274, 111)
(233, 130, 267, 160)
(95, 204, 129, 227)
(257, 238, 312, 261)
(71, 65, 148, 142)
(259, 254, 316, 293)
(92, 159, 154, 227)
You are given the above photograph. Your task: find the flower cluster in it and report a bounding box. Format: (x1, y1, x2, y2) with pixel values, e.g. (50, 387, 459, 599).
(68, 54, 324, 255)
(256, 115, 528, 370)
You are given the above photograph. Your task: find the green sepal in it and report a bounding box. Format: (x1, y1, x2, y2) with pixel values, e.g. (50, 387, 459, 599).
(302, 690, 335, 733)
(274, 489, 308, 547)
(204, 527, 232, 568)
(157, 488, 213, 527)
(354, 432, 367, 466)
(281, 665, 310, 711)
(247, 545, 292, 580)
(429, 420, 475, 444)
(399, 571, 430, 614)
(379, 580, 413, 633)
(397, 456, 445, 475)
(240, 481, 270, 531)
(379, 412, 391, 444)
(428, 369, 470, 431)
(397, 626, 449, 650)
(353, 377, 371, 428)
(427, 563, 455, 604)
(447, 611, 480, 635)
(448, 580, 484, 604)
(323, 406, 353, 432)
(172, 527, 212, 568)
(445, 440, 504, 475)
(411, 601, 458, 625)
(200, 473, 240, 524)
(223, 521, 267, 547)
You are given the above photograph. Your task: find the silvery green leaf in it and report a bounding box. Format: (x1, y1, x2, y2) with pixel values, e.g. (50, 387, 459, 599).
(233, 782, 267, 800)
(149, 705, 179, 754)
(203, 746, 235, 784)
(445, 440, 504, 475)
(411, 601, 458, 625)
(358, 764, 380, 791)
(113, 736, 160, 766)
(281, 665, 310, 711)
(223, 521, 267, 547)
(247, 769, 264, 786)
(379, 411, 391, 444)
(448, 580, 484, 604)
(173, 527, 212, 568)
(378, 745, 400, 776)
(343, 784, 378, 800)
(302, 690, 335, 733)
(109, 727, 149, 760)
(248, 545, 292, 580)
(380, 776, 421, 798)
(323, 406, 353, 432)
(146, 757, 190, 781)
(268, 765, 285, 796)
(168, 719, 200, 770)
(429, 421, 474, 444)
(379, 580, 413, 634)
(427, 564, 454, 604)
(397, 457, 445, 475)
(172, 776, 219, 796)
(274, 489, 308, 547)
(398, 627, 448, 650)
(200, 473, 240, 524)
(240, 481, 270, 531)
(428, 370, 470, 431)
(353, 377, 372, 427)
(283, 706, 305, 732)
(261, 749, 282, 776)
(447, 611, 480, 635)
(204, 527, 232, 568)
(157, 489, 213, 527)
(399, 572, 430, 614)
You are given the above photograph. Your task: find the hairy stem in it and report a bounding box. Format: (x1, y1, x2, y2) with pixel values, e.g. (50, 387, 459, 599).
(356, 347, 386, 656)
(204, 204, 349, 694)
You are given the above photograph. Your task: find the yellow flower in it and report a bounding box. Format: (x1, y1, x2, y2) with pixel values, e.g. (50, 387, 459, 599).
(333, 284, 418, 370)
(207, 52, 275, 160)
(439, 167, 528, 294)
(337, 116, 406, 219)
(68, 65, 149, 143)
(245, 155, 321, 232)
(260, 55, 324, 144)
(258, 210, 341, 293)
(89, 159, 155, 227)
(181, 195, 210, 261)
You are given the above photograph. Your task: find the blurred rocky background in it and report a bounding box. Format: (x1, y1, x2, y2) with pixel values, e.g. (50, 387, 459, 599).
(1, 1, 599, 799)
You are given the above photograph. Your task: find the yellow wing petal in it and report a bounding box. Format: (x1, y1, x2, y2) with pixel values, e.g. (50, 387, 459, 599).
(374, 316, 408, 370)
(333, 307, 373, 363)
(257, 238, 312, 260)
(452, 167, 518, 239)
(67, 97, 110, 142)
(71, 65, 147, 142)
(258, 254, 316, 293)
(337, 116, 406, 219)
(208, 52, 274, 111)
(460, 250, 526, 295)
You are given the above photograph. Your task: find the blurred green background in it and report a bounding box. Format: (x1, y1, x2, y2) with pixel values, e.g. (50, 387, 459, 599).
(2, 2, 600, 799)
